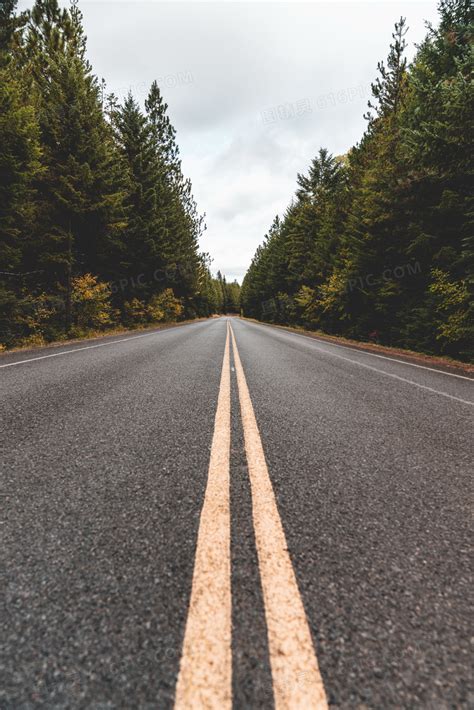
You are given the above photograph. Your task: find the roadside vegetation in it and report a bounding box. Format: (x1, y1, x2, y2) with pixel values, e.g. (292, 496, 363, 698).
(0, 0, 240, 350)
(241, 1, 473, 362)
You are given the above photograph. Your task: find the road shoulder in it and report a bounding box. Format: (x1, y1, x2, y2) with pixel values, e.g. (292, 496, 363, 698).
(0, 318, 214, 363)
(239, 318, 474, 378)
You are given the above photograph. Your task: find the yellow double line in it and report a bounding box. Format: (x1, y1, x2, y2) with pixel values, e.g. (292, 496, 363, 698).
(174, 321, 327, 709)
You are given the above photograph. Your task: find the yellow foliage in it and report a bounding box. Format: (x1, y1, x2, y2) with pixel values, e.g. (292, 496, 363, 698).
(146, 297, 165, 323)
(72, 274, 114, 329)
(18, 333, 46, 348)
(22, 292, 56, 333)
(318, 270, 349, 314)
(124, 290, 183, 324)
(294, 285, 316, 309)
(124, 298, 147, 324)
(149, 289, 183, 322)
(429, 269, 469, 310)
(429, 269, 471, 344)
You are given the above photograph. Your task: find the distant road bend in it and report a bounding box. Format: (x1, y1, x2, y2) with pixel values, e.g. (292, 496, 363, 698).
(1, 317, 472, 708)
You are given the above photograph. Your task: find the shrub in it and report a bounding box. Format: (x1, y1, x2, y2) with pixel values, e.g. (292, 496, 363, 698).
(71, 274, 114, 330)
(124, 298, 147, 325)
(148, 288, 183, 322)
(429, 269, 472, 356)
(146, 296, 165, 323)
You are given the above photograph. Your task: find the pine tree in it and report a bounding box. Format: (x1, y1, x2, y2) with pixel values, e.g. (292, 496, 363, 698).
(0, 0, 41, 345)
(365, 16, 408, 124)
(144, 80, 203, 306)
(22, 0, 124, 333)
(0, 1, 209, 347)
(398, 0, 473, 355)
(145, 80, 181, 181)
(242, 6, 472, 358)
(113, 93, 158, 299)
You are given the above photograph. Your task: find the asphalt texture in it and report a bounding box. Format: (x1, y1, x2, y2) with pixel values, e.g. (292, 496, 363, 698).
(1, 316, 472, 708)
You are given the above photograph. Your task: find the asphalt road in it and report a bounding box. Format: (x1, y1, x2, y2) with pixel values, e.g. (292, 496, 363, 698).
(1, 317, 472, 708)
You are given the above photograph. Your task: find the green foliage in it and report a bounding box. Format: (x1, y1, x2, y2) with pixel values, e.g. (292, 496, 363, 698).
(0, 1, 221, 348)
(210, 271, 241, 314)
(429, 268, 472, 356)
(241, 3, 473, 361)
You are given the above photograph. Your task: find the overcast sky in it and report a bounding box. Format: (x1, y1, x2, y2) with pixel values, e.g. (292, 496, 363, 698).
(20, 1, 439, 282)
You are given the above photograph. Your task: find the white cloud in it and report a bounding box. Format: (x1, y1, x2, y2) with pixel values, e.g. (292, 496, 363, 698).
(19, 1, 440, 281)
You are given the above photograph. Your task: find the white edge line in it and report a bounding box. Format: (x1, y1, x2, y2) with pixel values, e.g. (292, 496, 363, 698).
(237, 320, 473, 407)
(299, 344, 473, 406)
(248, 320, 474, 382)
(0, 322, 202, 369)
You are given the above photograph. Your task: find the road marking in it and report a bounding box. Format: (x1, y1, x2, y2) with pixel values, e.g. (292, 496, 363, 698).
(230, 323, 328, 709)
(241, 322, 473, 406)
(252, 320, 474, 381)
(298, 344, 473, 406)
(174, 321, 232, 709)
(0, 323, 204, 369)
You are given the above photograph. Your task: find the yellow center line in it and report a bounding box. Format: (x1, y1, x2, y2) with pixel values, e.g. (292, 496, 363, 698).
(230, 322, 328, 710)
(174, 321, 232, 709)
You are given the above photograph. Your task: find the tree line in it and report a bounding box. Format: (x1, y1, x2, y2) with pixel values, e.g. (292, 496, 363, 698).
(0, 0, 238, 349)
(241, 1, 472, 361)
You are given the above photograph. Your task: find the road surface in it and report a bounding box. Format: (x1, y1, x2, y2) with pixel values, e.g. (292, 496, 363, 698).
(1, 317, 472, 708)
